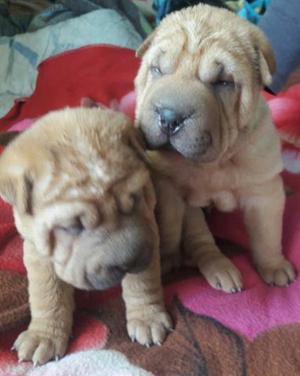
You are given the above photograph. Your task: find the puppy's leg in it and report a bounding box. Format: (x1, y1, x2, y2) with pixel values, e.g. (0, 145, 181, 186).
(154, 176, 185, 274)
(122, 224, 172, 347)
(13, 240, 74, 365)
(183, 206, 243, 293)
(241, 177, 296, 286)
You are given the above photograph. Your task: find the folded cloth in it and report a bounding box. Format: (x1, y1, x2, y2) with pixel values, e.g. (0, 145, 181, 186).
(0, 45, 140, 130)
(0, 0, 52, 36)
(0, 7, 143, 119)
(0, 0, 149, 36)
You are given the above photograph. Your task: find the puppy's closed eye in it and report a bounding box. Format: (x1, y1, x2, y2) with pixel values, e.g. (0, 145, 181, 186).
(212, 79, 234, 88)
(58, 218, 84, 236)
(212, 71, 235, 90)
(150, 65, 163, 78)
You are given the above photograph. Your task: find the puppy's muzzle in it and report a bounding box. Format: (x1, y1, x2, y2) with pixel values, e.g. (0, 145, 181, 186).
(85, 238, 153, 290)
(86, 248, 152, 290)
(139, 79, 220, 161)
(156, 106, 186, 136)
(151, 103, 213, 159)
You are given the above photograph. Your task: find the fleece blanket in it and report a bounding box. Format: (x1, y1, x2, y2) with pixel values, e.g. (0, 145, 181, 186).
(0, 5, 143, 119)
(1, 46, 300, 375)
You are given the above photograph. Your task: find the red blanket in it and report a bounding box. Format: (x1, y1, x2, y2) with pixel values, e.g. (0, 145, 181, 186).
(1, 45, 300, 376)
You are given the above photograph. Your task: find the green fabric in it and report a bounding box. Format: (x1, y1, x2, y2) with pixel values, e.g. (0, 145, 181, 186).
(225, 0, 243, 12)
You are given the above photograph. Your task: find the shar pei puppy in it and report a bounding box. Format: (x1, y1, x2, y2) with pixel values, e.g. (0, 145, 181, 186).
(0, 108, 172, 365)
(135, 4, 296, 291)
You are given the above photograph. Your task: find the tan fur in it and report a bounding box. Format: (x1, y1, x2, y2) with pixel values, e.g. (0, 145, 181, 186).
(135, 4, 295, 291)
(0, 108, 172, 365)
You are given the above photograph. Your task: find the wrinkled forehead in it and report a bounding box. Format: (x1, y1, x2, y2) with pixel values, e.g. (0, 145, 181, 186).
(144, 27, 187, 73)
(34, 169, 150, 228)
(146, 20, 256, 82)
(35, 147, 148, 207)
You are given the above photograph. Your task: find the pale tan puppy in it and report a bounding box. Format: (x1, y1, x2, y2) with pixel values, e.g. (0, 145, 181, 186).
(0, 108, 172, 365)
(135, 4, 296, 290)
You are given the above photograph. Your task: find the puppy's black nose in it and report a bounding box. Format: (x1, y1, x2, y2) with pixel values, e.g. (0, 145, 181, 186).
(156, 107, 184, 136)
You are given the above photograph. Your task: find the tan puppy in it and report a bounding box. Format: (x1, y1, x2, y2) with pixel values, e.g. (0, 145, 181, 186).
(0, 108, 172, 365)
(135, 4, 296, 290)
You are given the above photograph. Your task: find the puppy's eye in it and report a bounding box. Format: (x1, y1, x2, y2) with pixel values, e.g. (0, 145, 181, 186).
(212, 80, 234, 88)
(60, 218, 84, 236)
(150, 65, 162, 78)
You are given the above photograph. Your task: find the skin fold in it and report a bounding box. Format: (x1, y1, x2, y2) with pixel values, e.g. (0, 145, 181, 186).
(135, 4, 296, 292)
(0, 108, 172, 365)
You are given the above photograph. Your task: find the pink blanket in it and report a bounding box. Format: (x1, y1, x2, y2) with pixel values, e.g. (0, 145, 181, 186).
(1, 46, 300, 375)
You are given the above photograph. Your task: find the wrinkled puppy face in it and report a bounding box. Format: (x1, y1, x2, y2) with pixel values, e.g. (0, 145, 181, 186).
(0, 108, 156, 290)
(135, 4, 275, 162)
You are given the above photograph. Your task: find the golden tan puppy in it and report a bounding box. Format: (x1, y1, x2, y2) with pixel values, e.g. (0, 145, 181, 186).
(0, 108, 172, 365)
(135, 4, 296, 290)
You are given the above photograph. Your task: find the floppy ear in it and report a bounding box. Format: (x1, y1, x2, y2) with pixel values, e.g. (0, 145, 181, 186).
(0, 168, 33, 215)
(0, 131, 20, 146)
(114, 126, 156, 213)
(253, 30, 276, 86)
(127, 127, 149, 164)
(238, 29, 276, 129)
(136, 30, 157, 58)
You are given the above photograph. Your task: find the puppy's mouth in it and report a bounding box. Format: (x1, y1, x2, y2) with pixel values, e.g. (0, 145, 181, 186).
(85, 266, 125, 290)
(84, 257, 151, 291)
(145, 134, 211, 161)
(154, 141, 175, 152)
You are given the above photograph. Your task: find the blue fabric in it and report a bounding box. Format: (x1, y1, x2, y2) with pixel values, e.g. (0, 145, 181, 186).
(238, 0, 272, 24)
(152, 0, 226, 24)
(153, 0, 171, 23)
(259, 0, 300, 92)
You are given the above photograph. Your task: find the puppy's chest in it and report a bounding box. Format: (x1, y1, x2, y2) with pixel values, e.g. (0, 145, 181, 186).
(180, 166, 238, 211)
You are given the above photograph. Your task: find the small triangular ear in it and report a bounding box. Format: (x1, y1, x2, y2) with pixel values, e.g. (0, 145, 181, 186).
(0, 173, 33, 215)
(253, 30, 276, 86)
(257, 48, 275, 86)
(136, 30, 157, 58)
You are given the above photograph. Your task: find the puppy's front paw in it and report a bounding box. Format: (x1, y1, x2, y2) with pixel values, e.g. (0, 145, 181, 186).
(13, 329, 69, 366)
(258, 259, 296, 287)
(200, 255, 243, 293)
(127, 308, 172, 346)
